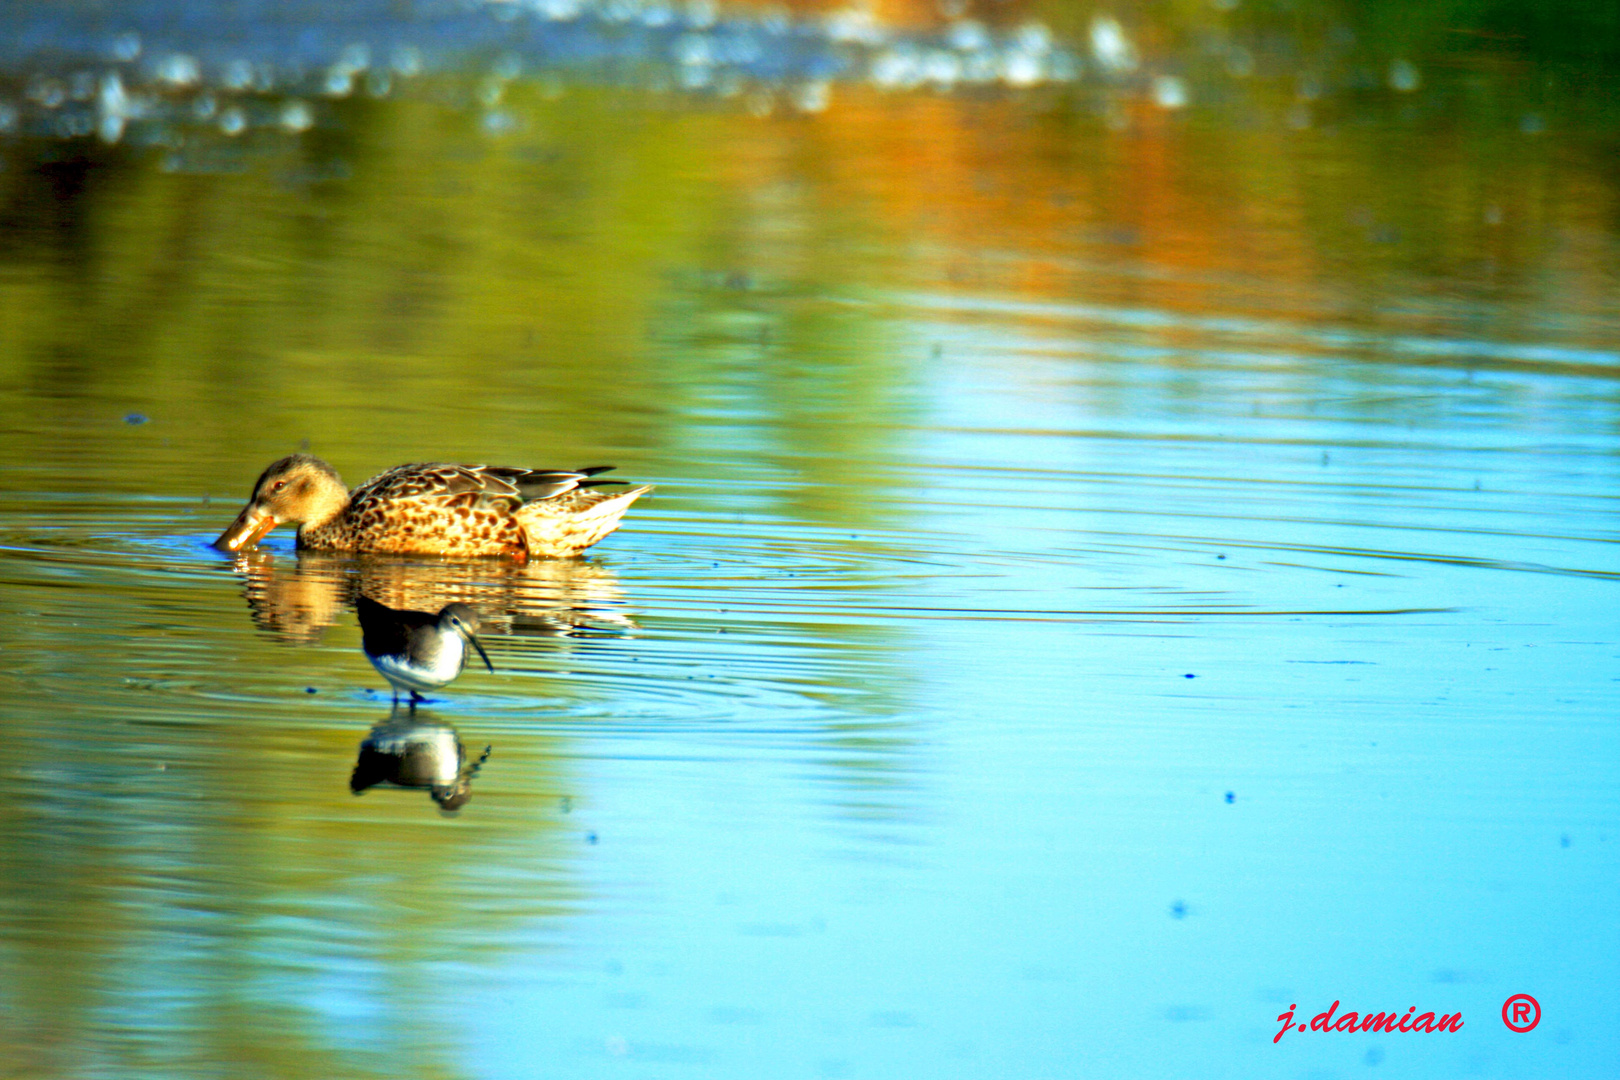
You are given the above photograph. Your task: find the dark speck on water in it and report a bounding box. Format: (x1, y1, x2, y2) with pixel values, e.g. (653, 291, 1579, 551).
(123, 413, 148, 425)
(1170, 901, 1187, 919)
(1225, 792, 1235, 804)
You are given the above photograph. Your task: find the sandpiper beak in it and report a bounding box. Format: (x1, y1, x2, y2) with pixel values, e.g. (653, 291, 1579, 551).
(464, 631, 494, 675)
(214, 505, 278, 552)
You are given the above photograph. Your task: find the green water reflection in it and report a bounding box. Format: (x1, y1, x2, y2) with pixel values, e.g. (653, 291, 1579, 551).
(0, 89, 914, 514)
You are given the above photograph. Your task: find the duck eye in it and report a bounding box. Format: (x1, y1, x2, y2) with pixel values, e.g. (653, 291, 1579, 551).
(270, 480, 287, 493)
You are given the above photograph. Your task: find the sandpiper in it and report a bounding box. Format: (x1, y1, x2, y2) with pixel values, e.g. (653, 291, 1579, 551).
(356, 594, 494, 706)
(214, 455, 652, 558)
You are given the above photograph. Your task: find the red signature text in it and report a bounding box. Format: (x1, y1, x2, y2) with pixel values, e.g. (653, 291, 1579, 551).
(1274, 1001, 1464, 1043)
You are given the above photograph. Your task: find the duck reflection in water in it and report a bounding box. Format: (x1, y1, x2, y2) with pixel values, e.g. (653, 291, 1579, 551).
(229, 548, 348, 644)
(351, 708, 492, 812)
(357, 594, 494, 707)
(224, 549, 638, 644)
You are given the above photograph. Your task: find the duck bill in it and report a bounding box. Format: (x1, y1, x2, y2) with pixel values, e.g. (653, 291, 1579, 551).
(214, 505, 278, 552)
(465, 632, 495, 675)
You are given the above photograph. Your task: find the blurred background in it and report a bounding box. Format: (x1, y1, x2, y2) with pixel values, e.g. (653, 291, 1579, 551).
(0, 2, 1616, 1078)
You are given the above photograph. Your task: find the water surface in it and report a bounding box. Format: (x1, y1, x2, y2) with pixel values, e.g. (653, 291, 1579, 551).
(0, 10, 1617, 1078)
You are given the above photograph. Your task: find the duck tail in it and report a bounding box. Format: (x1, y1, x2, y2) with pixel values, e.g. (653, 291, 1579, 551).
(514, 484, 653, 557)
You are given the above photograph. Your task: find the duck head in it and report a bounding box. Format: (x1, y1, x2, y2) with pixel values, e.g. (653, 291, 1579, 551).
(214, 454, 349, 552)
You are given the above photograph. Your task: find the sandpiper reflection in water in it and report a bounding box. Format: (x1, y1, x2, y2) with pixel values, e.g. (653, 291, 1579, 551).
(357, 594, 494, 707)
(350, 708, 492, 812)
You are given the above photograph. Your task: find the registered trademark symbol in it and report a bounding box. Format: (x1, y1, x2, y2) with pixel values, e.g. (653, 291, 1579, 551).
(1502, 994, 1540, 1033)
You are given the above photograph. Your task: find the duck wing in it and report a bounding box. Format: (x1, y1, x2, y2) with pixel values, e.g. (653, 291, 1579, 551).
(352, 463, 621, 506)
(506, 465, 621, 502)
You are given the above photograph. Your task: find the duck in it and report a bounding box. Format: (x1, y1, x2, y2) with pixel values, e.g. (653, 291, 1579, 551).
(355, 593, 494, 707)
(213, 454, 651, 558)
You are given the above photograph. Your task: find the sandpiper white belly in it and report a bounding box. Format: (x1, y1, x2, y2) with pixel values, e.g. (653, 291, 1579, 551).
(369, 634, 467, 693)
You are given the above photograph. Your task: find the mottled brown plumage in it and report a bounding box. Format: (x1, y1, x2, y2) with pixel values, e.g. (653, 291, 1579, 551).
(214, 454, 650, 558)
